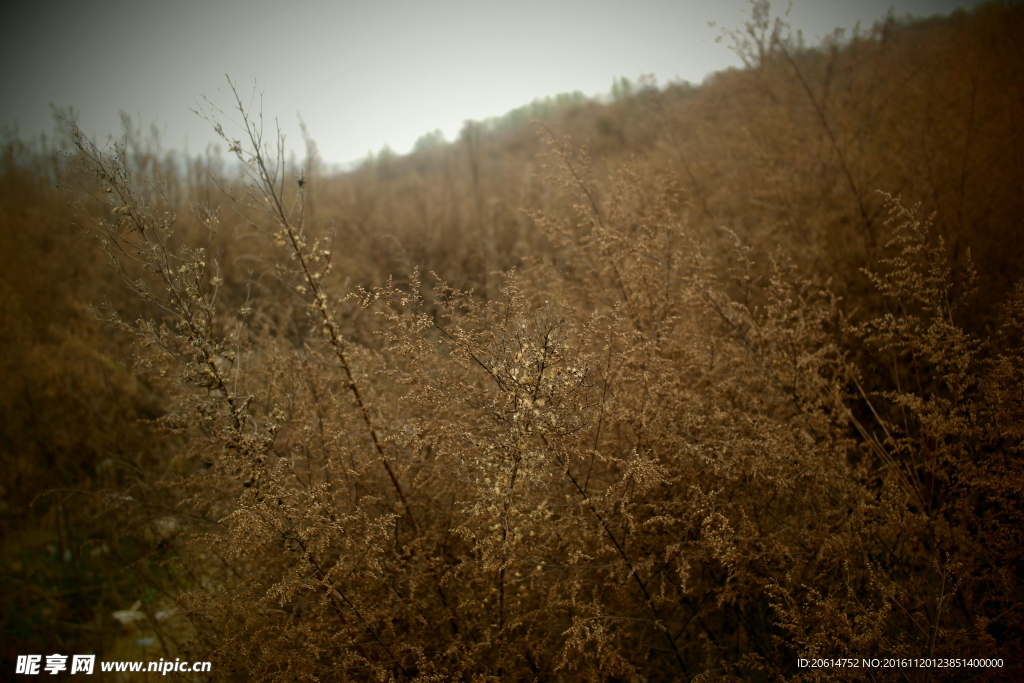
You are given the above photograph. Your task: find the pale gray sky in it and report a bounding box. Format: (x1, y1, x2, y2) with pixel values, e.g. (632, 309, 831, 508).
(1, 0, 980, 166)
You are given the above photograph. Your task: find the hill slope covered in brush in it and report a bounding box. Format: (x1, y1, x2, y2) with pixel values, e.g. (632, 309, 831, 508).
(3, 2, 1023, 680)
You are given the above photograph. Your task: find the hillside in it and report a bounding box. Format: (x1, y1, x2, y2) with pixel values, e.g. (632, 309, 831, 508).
(321, 2, 1023, 327)
(2, 2, 1023, 680)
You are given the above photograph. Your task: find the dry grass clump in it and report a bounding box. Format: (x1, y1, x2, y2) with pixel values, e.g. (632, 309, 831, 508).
(0, 124, 178, 668)
(3, 3, 1022, 680)
(49, 61, 1022, 679)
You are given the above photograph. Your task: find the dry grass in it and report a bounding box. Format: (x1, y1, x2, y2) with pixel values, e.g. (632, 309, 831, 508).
(3, 3, 1023, 680)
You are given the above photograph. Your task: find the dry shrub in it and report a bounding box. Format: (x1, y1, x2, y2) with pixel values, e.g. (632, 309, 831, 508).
(2, 4, 1013, 679)
(53, 67, 1023, 682)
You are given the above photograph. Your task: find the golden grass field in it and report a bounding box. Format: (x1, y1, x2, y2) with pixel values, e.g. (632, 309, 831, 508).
(3, 3, 1023, 680)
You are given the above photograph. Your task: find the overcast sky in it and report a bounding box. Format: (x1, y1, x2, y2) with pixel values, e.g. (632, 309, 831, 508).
(1, 0, 980, 167)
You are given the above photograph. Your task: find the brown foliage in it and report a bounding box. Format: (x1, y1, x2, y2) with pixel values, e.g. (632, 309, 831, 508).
(4, 3, 1023, 680)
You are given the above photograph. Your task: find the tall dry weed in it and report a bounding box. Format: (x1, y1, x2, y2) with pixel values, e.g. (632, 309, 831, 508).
(38, 8, 1024, 676)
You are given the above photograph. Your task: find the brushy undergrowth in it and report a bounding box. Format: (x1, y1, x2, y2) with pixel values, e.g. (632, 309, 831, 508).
(3, 3, 1023, 681)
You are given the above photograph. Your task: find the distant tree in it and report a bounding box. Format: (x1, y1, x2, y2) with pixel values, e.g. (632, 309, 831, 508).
(413, 128, 446, 154)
